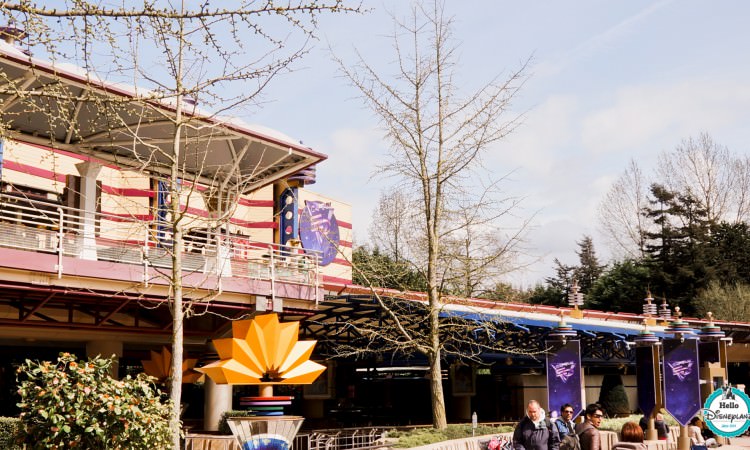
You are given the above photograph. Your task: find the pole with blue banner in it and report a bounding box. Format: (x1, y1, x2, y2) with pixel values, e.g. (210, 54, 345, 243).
(634, 321, 660, 440)
(546, 312, 584, 419)
(663, 307, 700, 450)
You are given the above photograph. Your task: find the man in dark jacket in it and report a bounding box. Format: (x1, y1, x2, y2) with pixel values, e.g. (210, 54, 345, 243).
(575, 403, 603, 450)
(513, 400, 560, 450)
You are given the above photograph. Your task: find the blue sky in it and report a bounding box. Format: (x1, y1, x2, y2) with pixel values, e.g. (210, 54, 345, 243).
(244, 0, 750, 286)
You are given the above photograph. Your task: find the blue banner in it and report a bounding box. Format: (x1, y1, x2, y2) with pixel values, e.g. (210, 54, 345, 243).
(663, 338, 701, 426)
(635, 346, 658, 417)
(546, 340, 583, 417)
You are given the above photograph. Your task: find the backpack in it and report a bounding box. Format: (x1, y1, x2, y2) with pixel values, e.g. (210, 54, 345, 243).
(559, 433, 581, 450)
(550, 420, 581, 450)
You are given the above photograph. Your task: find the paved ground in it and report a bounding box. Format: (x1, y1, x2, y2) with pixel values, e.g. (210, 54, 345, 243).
(722, 436, 750, 448)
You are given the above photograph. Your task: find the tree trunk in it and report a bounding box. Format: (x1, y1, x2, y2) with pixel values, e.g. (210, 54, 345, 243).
(428, 352, 447, 429)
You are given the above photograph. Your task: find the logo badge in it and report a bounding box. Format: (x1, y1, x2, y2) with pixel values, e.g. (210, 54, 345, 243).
(703, 385, 750, 437)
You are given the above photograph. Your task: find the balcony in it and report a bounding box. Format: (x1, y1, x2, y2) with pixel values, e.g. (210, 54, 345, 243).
(0, 192, 321, 302)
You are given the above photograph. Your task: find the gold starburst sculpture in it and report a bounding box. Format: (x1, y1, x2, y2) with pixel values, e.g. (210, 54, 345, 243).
(141, 346, 204, 384)
(197, 313, 326, 385)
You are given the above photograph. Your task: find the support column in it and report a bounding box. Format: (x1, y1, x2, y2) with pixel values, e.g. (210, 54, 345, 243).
(75, 161, 102, 260)
(204, 378, 233, 431)
(86, 340, 123, 378)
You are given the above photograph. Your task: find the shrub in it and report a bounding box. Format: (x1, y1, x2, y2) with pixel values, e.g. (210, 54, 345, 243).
(386, 424, 514, 448)
(598, 374, 630, 417)
(17, 352, 172, 449)
(218, 410, 256, 435)
(0, 416, 21, 449)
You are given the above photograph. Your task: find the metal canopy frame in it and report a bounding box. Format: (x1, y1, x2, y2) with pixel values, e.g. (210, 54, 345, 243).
(297, 294, 640, 366)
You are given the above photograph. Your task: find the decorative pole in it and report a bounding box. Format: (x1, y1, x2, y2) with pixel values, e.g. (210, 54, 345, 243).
(634, 319, 660, 440)
(642, 291, 657, 326)
(663, 307, 699, 450)
(567, 279, 584, 319)
(546, 311, 583, 419)
(697, 312, 731, 445)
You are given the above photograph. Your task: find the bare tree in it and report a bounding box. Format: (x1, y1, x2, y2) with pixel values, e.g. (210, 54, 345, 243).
(0, 2, 359, 447)
(335, 1, 529, 428)
(369, 187, 418, 263)
(656, 133, 747, 223)
(598, 134, 750, 260)
(598, 159, 650, 259)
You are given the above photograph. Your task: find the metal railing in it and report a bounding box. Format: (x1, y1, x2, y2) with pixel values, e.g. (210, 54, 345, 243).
(0, 192, 321, 291)
(184, 429, 386, 450)
(307, 428, 386, 450)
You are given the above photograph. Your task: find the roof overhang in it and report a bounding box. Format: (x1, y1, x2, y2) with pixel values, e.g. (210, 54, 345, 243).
(0, 42, 325, 193)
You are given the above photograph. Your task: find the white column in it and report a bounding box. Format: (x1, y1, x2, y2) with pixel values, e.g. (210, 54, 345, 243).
(86, 340, 123, 378)
(204, 378, 233, 431)
(75, 161, 102, 260)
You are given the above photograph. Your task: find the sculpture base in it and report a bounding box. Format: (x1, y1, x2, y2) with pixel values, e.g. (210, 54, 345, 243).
(227, 416, 304, 450)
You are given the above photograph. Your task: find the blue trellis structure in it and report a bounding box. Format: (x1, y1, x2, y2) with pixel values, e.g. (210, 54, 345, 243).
(298, 294, 657, 367)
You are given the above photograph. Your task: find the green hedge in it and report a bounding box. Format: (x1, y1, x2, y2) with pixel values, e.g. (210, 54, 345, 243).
(218, 410, 255, 435)
(0, 417, 22, 449)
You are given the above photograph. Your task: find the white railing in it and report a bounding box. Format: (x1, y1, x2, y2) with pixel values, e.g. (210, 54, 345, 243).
(0, 192, 321, 290)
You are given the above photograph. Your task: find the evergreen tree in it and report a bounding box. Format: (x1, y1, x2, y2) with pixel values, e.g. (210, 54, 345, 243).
(642, 184, 715, 314)
(530, 259, 575, 306)
(709, 222, 750, 284)
(352, 245, 427, 292)
(586, 260, 651, 313)
(575, 235, 606, 294)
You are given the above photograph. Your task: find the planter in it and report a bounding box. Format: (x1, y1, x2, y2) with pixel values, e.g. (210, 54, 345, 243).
(227, 416, 304, 450)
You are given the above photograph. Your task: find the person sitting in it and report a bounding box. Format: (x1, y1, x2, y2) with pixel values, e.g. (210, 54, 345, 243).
(654, 413, 669, 442)
(612, 422, 646, 450)
(689, 417, 718, 448)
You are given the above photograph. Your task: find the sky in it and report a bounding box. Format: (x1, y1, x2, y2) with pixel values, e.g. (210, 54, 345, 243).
(242, 0, 750, 287)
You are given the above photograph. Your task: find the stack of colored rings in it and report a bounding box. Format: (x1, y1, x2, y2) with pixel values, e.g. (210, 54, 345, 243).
(239, 396, 293, 416)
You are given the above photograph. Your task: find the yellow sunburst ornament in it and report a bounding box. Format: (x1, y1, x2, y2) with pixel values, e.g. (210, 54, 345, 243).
(197, 313, 326, 385)
(141, 346, 204, 384)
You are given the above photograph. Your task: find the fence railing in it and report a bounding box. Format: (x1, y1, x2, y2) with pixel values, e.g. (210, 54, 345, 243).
(0, 192, 321, 292)
(184, 428, 386, 450)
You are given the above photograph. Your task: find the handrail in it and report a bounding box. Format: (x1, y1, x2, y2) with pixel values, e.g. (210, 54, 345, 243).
(0, 192, 322, 290)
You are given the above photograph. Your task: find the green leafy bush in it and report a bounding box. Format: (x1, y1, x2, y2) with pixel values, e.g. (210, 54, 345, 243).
(0, 416, 22, 449)
(218, 410, 256, 435)
(17, 352, 172, 449)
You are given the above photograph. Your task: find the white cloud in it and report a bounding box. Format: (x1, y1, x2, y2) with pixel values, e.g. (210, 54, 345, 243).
(312, 126, 390, 234)
(498, 94, 579, 176)
(581, 79, 750, 156)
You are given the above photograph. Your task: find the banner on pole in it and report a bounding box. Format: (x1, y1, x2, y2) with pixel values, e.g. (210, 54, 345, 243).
(663, 338, 701, 426)
(635, 346, 658, 417)
(546, 340, 583, 417)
